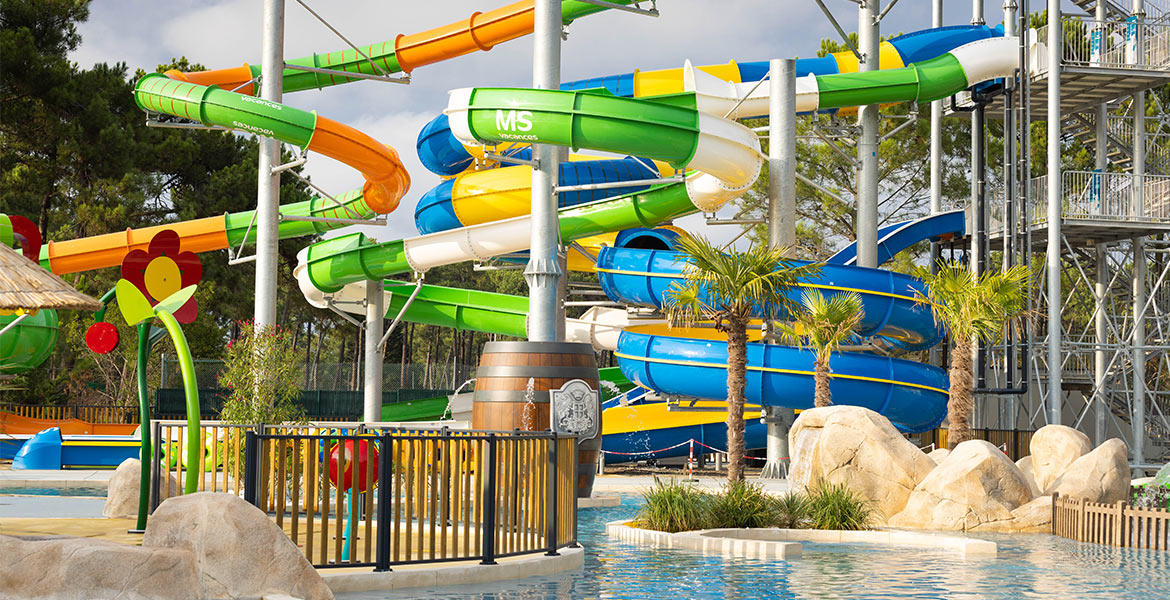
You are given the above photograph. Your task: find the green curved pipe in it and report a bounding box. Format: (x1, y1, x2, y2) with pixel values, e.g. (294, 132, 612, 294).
(134, 74, 318, 148)
(155, 309, 201, 495)
(457, 88, 701, 169)
(382, 282, 528, 337)
(303, 180, 694, 292)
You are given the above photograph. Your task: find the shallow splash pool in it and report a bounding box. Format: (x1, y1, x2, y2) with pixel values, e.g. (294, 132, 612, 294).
(340, 495, 1170, 600)
(0, 486, 107, 497)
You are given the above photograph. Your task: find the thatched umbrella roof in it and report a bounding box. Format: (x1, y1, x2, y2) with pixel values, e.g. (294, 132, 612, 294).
(0, 244, 102, 312)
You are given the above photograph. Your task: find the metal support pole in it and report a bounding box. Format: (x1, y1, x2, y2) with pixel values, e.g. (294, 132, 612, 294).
(1132, 0, 1147, 465)
(929, 0, 944, 369)
(545, 433, 559, 556)
(1133, 238, 1147, 468)
(1046, 0, 1063, 423)
(762, 58, 797, 479)
(364, 280, 384, 423)
(769, 59, 796, 252)
(1094, 75, 1109, 445)
(525, 0, 563, 342)
(1095, 243, 1109, 445)
(855, 0, 880, 268)
(972, 104, 987, 399)
(480, 434, 498, 565)
(930, 0, 943, 217)
(254, 0, 285, 328)
(374, 431, 393, 572)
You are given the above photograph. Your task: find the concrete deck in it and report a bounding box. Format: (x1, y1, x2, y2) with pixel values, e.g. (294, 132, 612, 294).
(0, 467, 113, 489)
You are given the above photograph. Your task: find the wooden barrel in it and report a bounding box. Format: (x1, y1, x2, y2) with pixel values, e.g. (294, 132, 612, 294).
(473, 341, 602, 498)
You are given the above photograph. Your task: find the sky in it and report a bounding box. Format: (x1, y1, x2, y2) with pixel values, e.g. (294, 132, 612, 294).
(70, 0, 1019, 248)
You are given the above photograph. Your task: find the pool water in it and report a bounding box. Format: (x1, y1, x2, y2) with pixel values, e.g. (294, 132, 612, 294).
(340, 495, 1170, 600)
(0, 486, 107, 497)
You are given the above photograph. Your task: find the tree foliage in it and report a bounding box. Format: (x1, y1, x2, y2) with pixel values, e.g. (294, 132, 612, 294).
(775, 290, 864, 407)
(665, 236, 818, 481)
(912, 260, 1031, 447)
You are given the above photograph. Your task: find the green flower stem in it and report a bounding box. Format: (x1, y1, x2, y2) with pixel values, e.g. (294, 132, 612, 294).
(135, 322, 151, 531)
(155, 309, 201, 495)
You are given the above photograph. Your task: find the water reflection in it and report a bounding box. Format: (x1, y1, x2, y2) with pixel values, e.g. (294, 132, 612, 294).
(341, 497, 1170, 600)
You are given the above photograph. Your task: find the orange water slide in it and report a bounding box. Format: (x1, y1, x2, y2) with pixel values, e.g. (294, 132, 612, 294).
(0, 412, 137, 436)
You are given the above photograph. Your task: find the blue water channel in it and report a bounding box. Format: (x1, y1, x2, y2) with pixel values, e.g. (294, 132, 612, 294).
(341, 494, 1170, 600)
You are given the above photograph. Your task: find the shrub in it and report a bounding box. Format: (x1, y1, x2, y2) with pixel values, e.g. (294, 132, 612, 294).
(218, 320, 305, 425)
(770, 491, 811, 529)
(709, 480, 776, 529)
(635, 477, 712, 533)
(807, 483, 873, 530)
(1132, 484, 1170, 510)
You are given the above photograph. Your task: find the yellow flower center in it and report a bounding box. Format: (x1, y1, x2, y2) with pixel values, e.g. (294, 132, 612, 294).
(144, 256, 181, 301)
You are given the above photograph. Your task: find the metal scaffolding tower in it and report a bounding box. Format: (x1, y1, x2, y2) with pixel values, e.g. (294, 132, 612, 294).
(983, 0, 1170, 471)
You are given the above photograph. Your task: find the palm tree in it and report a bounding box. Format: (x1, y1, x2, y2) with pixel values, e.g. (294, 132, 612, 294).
(913, 260, 1031, 449)
(775, 290, 865, 408)
(664, 236, 819, 481)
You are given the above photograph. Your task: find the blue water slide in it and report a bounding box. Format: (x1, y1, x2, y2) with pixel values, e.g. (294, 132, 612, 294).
(12, 427, 62, 469)
(596, 247, 943, 350)
(827, 210, 967, 267)
(616, 327, 948, 433)
(559, 24, 1003, 98)
(595, 246, 950, 434)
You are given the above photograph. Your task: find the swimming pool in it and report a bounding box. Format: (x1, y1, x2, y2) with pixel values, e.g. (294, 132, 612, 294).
(339, 495, 1170, 600)
(0, 486, 107, 497)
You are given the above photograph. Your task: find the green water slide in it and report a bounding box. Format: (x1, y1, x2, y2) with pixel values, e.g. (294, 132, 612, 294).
(296, 36, 1019, 294)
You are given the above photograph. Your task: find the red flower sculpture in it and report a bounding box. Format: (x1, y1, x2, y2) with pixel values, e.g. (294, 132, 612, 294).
(120, 229, 202, 323)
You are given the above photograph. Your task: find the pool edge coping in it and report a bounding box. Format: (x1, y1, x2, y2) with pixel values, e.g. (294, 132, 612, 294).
(320, 546, 585, 593)
(606, 520, 997, 558)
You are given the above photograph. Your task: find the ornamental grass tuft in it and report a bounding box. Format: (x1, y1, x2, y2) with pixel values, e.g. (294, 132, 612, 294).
(635, 477, 712, 533)
(709, 480, 776, 529)
(770, 490, 812, 529)
(806, 483, 874, 530)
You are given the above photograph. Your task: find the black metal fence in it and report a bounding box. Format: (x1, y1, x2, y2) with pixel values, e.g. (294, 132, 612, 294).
(241, 427, 578, 570)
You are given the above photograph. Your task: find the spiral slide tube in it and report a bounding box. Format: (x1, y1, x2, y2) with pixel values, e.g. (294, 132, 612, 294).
(131, 1, 649, 217)
(133, 74, 410, 215)
(417, 24, 1004, 177)
(299, 36, 1018, 292)
(597, 247, 951, 433)
(297, 35, 1022, 436)
(166, 1, 645, 96)
(297, 86, 763, 293)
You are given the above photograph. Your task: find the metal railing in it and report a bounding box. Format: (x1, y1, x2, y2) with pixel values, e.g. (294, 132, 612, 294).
(149, 421, 361, 509)
(919, 428, 1036, 461)
(243, 428, 577, 570)
(1027, 171, 1170, 223)
(1039, 17, 1170, 70)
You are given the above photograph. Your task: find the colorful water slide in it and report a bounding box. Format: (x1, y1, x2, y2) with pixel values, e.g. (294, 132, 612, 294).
(597, 248, 951, 433)
(297, 35, 1021, 439)
(20, 1, 642, 279)
(826, 209, 966, 266)
(300, 34, 1019, 291)
(416, 24, 1005, 177)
